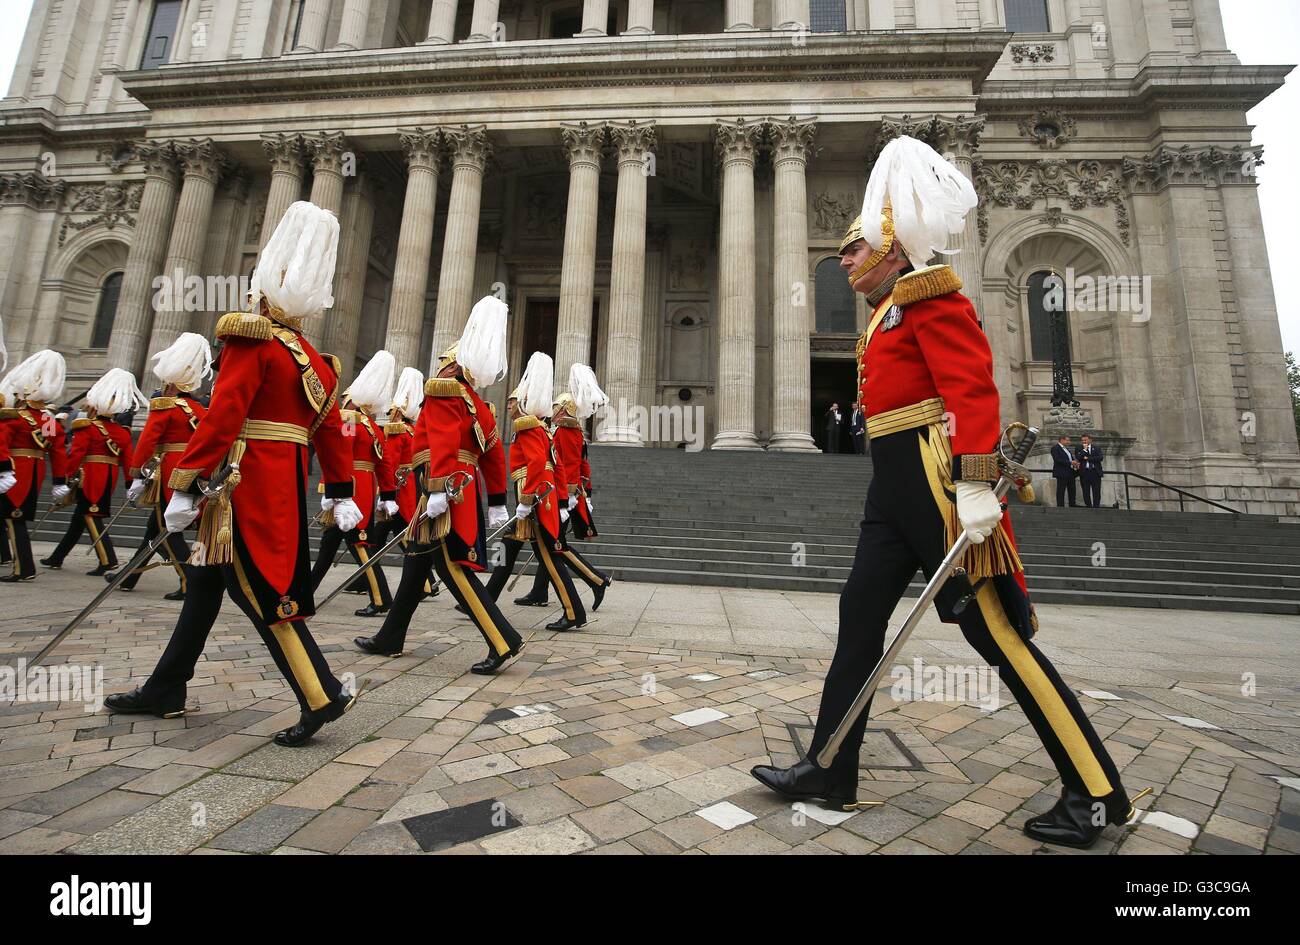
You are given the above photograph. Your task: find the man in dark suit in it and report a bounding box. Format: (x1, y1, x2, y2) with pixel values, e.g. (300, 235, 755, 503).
(1075, 434, 1104, 508)
(824, 402, 843, 453)
(1051, 434, 1079, 507)
(850, 402, 866, 455)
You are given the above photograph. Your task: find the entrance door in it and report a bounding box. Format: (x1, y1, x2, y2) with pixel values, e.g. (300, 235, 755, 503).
(523, 297, 560, 359)
(810, 358, 857, 453)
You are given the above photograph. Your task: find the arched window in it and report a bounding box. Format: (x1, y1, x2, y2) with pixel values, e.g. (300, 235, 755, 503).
(91, 271, 124, 349)
(814, 257, 856, 333)
(1004, 0, 1050, 32)
(1027, 269, 1071, 362)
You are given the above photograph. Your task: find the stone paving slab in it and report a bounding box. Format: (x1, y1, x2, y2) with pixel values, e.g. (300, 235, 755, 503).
(1, 563, 1298, 855)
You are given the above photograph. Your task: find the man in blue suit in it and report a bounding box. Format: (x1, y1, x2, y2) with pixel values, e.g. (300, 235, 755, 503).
(1051, 434, 1079, 507)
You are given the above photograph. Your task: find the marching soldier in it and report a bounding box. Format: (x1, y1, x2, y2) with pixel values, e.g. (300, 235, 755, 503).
(749, 137, 1133, 848)
(0, 350, 70, 581)
(355, 296, 522, 674)
(113, 201, 363, 746)
(110, 333, 211, 599)
(309, 349, 398, 617)
(484, 353, 586, 630)
(41, 368, 141, 575)
(516, 364, 612, 611)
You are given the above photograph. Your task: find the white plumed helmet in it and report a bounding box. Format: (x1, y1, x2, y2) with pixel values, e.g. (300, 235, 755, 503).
(389, 366, 425, 422)
(2, 349, 66, 405)
(345, 349, 396, 412)
(454, 295, 508, 388)
(514, 351, 554, 419)
(249, 200, 340, 321)
(861, 135, 977, 265)
(151, 332, 212, 392)
(568, 363, 608, 421)
(85, 368, 148, 416)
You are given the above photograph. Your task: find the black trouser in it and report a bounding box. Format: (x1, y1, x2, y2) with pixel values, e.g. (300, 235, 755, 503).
(528, 516, 607, 599)
(371, 540, 522, 657)
(490, 531, 585, 622)
(1080, 473, 1101, 509)
(140, 564, 227, 705)
(48, 494, 116, 567)
(1054, 475, 1077, 508)
(808, 425, 1126, 806)
(365, 514, 436, 595)
(310, 524, 391, 608)
(4, 518, 34, 578)
(121, 505, 189, 591)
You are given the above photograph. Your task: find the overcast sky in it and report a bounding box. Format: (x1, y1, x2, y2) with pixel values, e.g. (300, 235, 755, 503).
(0, 0, 1296, 354)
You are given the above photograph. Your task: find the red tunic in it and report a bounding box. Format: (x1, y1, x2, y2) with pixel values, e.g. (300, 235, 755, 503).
(413, 376, 506, 570)
(340, 408, 397, 540)
(552, 420, 596, 536)
(67, 418, 132, 515)
(170, 314, 353, 619)
(0, 403, 68, 517)
(385, 420, 417, 521)
(130, 395, 207, 505)
(509, 416, 561, 541)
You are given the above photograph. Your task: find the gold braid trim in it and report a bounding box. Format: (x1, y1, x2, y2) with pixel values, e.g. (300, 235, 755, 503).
(384, 421, 410, 436)
(216, 312, 274, 341)
(71, 418, 92, 430)
(555, 417, 581, 429)
(0, 407, 17, 420)
(513, 416, 543, 433)
(424, 378, 461, 397)
(150, 396, 177, 410)
(959, 452, 1001, 483)
(893, 265, 963, 306)
(169, 466, 202, 491)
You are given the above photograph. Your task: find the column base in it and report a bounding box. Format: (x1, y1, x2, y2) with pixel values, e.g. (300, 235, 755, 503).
(578, 29, 608, 36)
(327, 43, 358, 51)
(766, 432, 819, 453)
(724, 24, 756, 32)
(620, 27, 654, 35)
(418, 37, 453, 45)
(595, 425, 644, 446)
(711, 431, 762, 450)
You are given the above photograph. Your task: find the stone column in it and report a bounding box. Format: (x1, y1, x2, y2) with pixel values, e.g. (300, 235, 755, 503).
(327, 171, 377, 378)
(466, 0, 501, 42)
(259, 132, 306, 249)
(332, 0, 372, 49)
(711, 120, 762, 450)
(725, 0, 755, 30)
(624, 0, 654, 34)
(430, 126, 491, 361)
(145, 139, 224, 366)
(598, 120, 656, 445)
(385, 129, 442, 371)
(930, 115, 985, 308)
(554, 121, 605, 384)
(106, 143, 178, 377)
(581, 0, 609, 35)
(767, 117, 818, 452)
(306, 132, 349, 216)
(773, 0, 810, 30)
(425, 0, 459, 44)
(293, 0, 332, 52)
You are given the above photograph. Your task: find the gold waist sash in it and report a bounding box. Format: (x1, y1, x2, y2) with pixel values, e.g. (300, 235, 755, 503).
(9, 448, 44, 459)
(83, 455, 118, 465)
(240, 419, 310, 445)
(866, 398, 945, 441)
(354, 460, 376, 473)
(158, 442, 187, 452)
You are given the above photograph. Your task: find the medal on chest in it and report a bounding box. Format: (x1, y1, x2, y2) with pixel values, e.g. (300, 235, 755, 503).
(879, 305, 903, 332)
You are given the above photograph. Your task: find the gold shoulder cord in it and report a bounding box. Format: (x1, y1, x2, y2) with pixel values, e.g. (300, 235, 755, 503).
(92, 419, 122, 457)
(18, 409, 49, 451)
(176, 398, 199, 431)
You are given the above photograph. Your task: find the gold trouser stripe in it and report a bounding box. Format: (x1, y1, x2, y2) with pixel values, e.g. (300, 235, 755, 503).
(231, 547, 264, 619)
(563, 549, 602, 587)
(442, 540, 510, 656)
(536, 539, 576, 620)
(6, 520, 16, 577)
(85, 516, 109, 565)
(866, 397, 945, 440)
(10, 448, 43, 459)
(353, 460, 376, 473)
(83, 455, 118, 464)
(269, 621, 330, 711)
(973, 583, 1112, 797)
(240, 418, 310, 445)
(356, 546, 383, 606)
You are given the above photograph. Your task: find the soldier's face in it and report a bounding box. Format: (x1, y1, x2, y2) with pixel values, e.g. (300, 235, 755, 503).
(438, 362, 458, 379)
(841, 241, 905, 296)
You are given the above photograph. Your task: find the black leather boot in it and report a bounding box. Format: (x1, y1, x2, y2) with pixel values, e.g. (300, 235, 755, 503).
(274, 687, 362, 747)
(471, 644, 523, 675)
(354, 602, 389, 617)
(87, 563, 115, 577)
(0, 574, 35, 583)
(750, 758, 862, 811)
(591, 578, 613, 612)
(513, 592, 548, 607)
(40, 556, 62, 569)
(104, 687, 187, 719)
(353, 635, 402, 657)
(164, 588, 186, 601)
(1023, 787, 1134, 849)
(546, 615, 585, 631)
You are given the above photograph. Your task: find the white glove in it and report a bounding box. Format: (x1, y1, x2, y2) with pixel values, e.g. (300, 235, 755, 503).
(423, 491, 449, 521)
(955, 481, 1002, 544)
(381, 499, 399, 518)
(567, 495, 578, 510)
(332, 498, 363, 533)
(585, 497, 594, 512)
(127, 479, 145, 504)
(52, 484, 71, 502)
(321, 496, 336, 514)
(0, 471, 15, 494)
(515, 502, 534, 520)
(560, 508, 569, 524)
(487, 504, 509, 529)
(164, 492, 199, 533)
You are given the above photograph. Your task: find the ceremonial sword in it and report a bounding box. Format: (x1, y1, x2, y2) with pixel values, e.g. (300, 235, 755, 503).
(31, 472, 81, 533)
(85, 454, 161, 555)
(485, 480, 555, 545)
(315, 469, 473, 612)
(814, 423, 1038, 770)
(28, 464, 238, 668)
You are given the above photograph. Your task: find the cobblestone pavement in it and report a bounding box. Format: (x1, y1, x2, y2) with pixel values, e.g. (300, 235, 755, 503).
(2, 543, 1298, 855)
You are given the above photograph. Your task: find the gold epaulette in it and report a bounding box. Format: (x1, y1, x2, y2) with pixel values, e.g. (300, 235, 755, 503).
(150, 396, 177, 410)
(513, 416, 543, 433)
(216, 312, 274, 341)
(893, 265, 962, 306)
(424, 378, 462, 398)
(0, 407, 17, 420)
(71, 418, 92, 430)
(339, 408, 360, 424)
(320, 352, 342, 376)
(555, 417, 582, 429)
(384, 421, 409, 436)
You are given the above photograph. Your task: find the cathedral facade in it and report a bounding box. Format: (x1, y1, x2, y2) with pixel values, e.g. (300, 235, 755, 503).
(1, 0, 1297, 513)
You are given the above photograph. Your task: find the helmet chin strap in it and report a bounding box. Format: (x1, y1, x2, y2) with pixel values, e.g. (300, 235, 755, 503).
(846, 204, 896, 285)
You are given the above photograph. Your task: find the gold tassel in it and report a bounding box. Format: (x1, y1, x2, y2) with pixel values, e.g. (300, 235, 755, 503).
(191, 440, 245, 566)
(1017, 481, 1036, 504)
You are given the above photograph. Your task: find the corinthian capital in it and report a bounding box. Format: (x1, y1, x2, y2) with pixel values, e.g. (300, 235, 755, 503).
(766, 116, 818, 165)
(261, 132, 306, 175)
(0, 172, 65, 209)
(931, 115, 985, 161)
(442, 125, 491, 170)
(714, 118, 762, 165)
(173, 138, 224, 182)
(306, 131, 352, 175)
(399, 127, 443, 169)
(608, 120, 657, 163)
(561, 121, 607, 168)
(136, 141, 179, 181)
